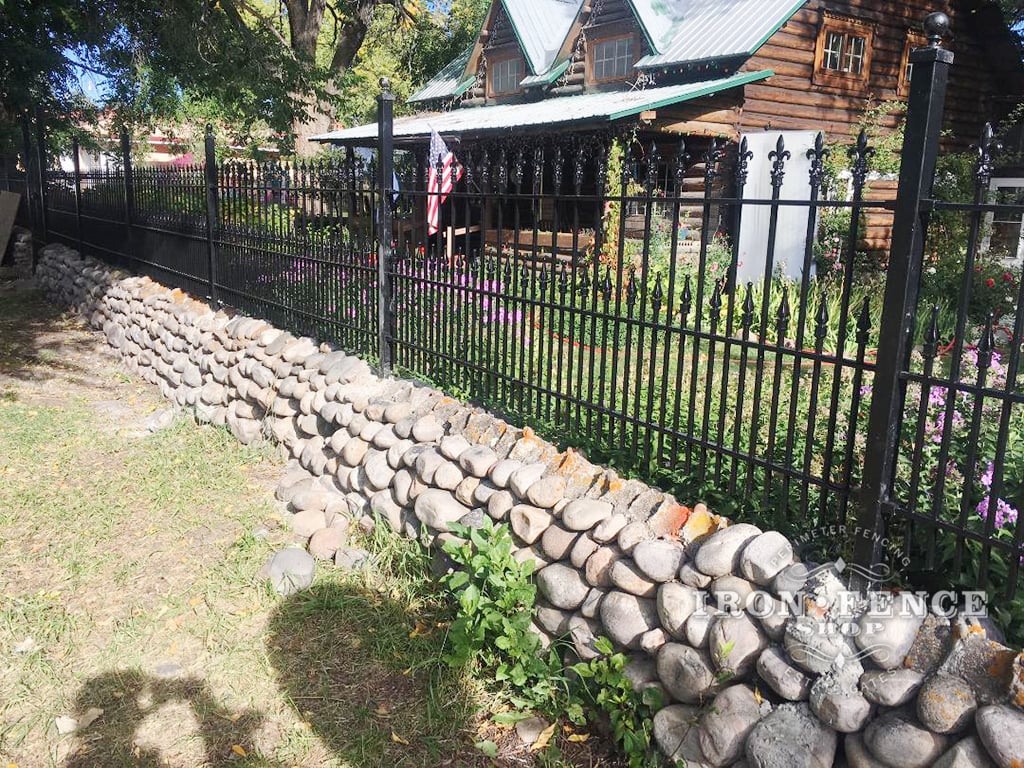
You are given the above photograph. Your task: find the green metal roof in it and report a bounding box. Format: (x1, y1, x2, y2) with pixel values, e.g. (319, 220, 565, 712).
(408, 47, 475, 104)
(313, 71, 773, 144)
(630, 0, 807, 69)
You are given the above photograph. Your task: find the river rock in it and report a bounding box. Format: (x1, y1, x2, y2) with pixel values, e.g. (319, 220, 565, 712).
(694, 523, 762, 578)
(860, 668, 925, 707)
(510, 505, 552, 544)
(265, 548, 315, 596)
(562, 499, 613, 531)
(855, 592, 928, 670)
(863, 711, 948, 768)
(600, 591, 658, 650)
(610, 559, 658, 598)
(709, 613, 767, 679)
(757, 646, 812, 701)
(744, 703, 837, 768)
(698, 684, 765, 766)
(917, 674, 977, 734)
(976, 705, 1024, 768)
(584, 545, 621, 588)
(536, 563, 590, 610)
(540, 524, 578, 561)
(933, 736, 998, 768)
(809, 669, 873, 733)
(290, 509, 327, 538)
(657, 643, 718, 704)
(657, 583, 704, 639)
(526, 476, 566, 508)
(633, 539, 686, 582)
(459, 445, 498, 477)
(653, 704, 706, 765)
(414, 488, 470, 531)
(740, 531, 794, 585)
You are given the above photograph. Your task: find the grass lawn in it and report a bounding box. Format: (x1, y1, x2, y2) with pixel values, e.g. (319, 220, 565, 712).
(0, 279, 623, 767)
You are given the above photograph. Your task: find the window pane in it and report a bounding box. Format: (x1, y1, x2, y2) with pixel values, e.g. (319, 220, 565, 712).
(844, 35, 865, 74)
(594, 37, 632, 80)
(492, 58, 520, 93)
(823, 31, 844, 70)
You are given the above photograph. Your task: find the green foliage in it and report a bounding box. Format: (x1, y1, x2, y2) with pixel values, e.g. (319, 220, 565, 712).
(440, 519, 567, 713)
(570, 638, 664, 768)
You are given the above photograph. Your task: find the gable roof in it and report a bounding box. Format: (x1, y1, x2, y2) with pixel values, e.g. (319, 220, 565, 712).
(408, 47, 476, 104)
(502, 0, 584, 75)
(628, 0, 808, 68)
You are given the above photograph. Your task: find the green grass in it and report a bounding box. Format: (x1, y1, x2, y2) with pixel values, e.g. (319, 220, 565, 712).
(0, 280, 622, 768)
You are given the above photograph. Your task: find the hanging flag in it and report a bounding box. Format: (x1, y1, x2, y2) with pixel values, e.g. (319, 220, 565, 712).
(426, 128, 462, 235)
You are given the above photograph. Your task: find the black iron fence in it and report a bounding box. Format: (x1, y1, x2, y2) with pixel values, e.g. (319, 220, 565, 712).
(7, 31, 1024, 612)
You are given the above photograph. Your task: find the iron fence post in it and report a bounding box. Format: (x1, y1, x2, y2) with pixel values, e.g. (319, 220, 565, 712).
(855, 12, 953, 577)
(377, 78, 395, 372)
(72, 138, 84, 254)
(120, 128, 136, 271)
(203, 124, 220, 304)
(20, 115, 37, 245)
(33, 108, 48, 267)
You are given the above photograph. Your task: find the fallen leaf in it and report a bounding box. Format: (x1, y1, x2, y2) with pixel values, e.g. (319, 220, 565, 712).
(231, 744, 247, 757)
(374, 703, 392, 716)
(530, 722, 556, 752)
(54, 716, 77, 735)
(408, 620, 432, 638)
(566, 733, 590, 743)
(390, 731, 410, 745)
(77, 708, 103, 730)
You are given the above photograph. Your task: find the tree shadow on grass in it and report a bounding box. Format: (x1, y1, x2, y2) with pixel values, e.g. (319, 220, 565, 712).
(62, 670, 276, 767)
(266, 580, 494, 768)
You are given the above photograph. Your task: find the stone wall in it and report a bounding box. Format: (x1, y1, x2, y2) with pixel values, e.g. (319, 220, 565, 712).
(34, 242, 1024, 768)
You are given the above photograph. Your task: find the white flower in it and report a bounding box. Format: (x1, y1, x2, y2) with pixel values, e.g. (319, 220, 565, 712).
(927, 266, 937, 275)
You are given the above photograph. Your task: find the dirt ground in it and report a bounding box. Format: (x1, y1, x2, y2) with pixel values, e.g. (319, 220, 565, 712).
(0, 276, 626, 768)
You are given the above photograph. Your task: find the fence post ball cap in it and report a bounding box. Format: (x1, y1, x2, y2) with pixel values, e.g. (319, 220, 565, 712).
(379, 77, 391, 92)
(923, 12, 950, 46)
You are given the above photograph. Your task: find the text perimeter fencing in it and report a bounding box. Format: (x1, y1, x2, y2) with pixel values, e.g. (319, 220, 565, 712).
(5, 29, 1024, 612)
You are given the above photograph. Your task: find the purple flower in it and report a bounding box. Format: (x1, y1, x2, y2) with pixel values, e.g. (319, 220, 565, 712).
(976, 496, 1019, 529)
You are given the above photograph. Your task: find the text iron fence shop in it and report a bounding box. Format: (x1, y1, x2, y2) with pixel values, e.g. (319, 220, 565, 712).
(5, 13, 1024, 604)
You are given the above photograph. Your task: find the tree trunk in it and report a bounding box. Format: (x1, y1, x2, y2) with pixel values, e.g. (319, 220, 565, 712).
(292, 95, 333, 157)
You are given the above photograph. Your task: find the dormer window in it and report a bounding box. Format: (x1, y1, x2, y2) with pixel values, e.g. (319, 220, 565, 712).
(813, 13, 873, 91)
(593, 36, 632, 80)
(490, 55, 522, 96)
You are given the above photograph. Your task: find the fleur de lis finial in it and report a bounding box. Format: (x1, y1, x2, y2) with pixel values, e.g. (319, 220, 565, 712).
(769, 135, 791, 189)
(807, 132, 829, 189)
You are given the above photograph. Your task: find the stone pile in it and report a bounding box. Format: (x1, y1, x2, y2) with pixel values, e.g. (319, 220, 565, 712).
(7, 227, 33, 278)
(35, 242, 1024, 768)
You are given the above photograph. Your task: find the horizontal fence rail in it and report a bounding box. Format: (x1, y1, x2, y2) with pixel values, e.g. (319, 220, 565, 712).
(7, 35, 1024, 613)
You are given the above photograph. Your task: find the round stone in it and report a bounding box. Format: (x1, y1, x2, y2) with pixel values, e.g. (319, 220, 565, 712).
(657, 643, 718, 704)
(308, 524, 348, 560)
(290, 509, 327, 538)
(540, 524, 579, 561)
(413, 488, 471, 531)
(584, 545, 621, 588)
(653, 704, 704, 765)
(916, 674, 977, 735)
(744, 703, 837, 768)
(739, 531, 794, 585)
(855, 592, 928, 670)
(509, 505, 552, 544)
(698, 684, 764, 766)
(708, 613, 768, 679)
(591, 512, 628, 542)
(976, 704, 1024, 768)
(694, 523, 762, 578)
(632, 539, 686, 583)
(459, 445, 498, 477)
(265, 548, 315, 596)
(526, 476, 566, 508)
(860, 668, 925, 707)
(610, 559, 658, 597)
(863, 711, 949, 768)
(536, 563, 590, 610)
(809, 672, 873, 733)
(657, 583, 704, 640)
(756, 646, 812, 701)
(933, 735, 999, 768)
(599, 591, 658, 650)
(562, 499, 613, 531)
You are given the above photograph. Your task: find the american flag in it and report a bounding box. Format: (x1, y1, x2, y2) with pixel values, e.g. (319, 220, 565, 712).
(426, 128, 462, 235)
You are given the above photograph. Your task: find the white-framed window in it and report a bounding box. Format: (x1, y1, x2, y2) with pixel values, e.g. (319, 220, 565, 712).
(983, 178, 1024, 265)
(490, 57, 522, 95)
(593, 37, 632, 81)
(822, 30, 866, 74)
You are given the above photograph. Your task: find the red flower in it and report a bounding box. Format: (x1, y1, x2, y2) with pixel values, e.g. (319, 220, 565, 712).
(975, 265, 984, 273)
(986, 277, 996, 288)
(1003, 272, 1014, 282)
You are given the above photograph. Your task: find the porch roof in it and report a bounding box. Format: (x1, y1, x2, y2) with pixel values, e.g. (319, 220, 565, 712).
(312, 70, 772, 146)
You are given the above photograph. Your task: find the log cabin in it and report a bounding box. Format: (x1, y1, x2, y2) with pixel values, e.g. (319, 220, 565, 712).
(312, 0, 1023, 267)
